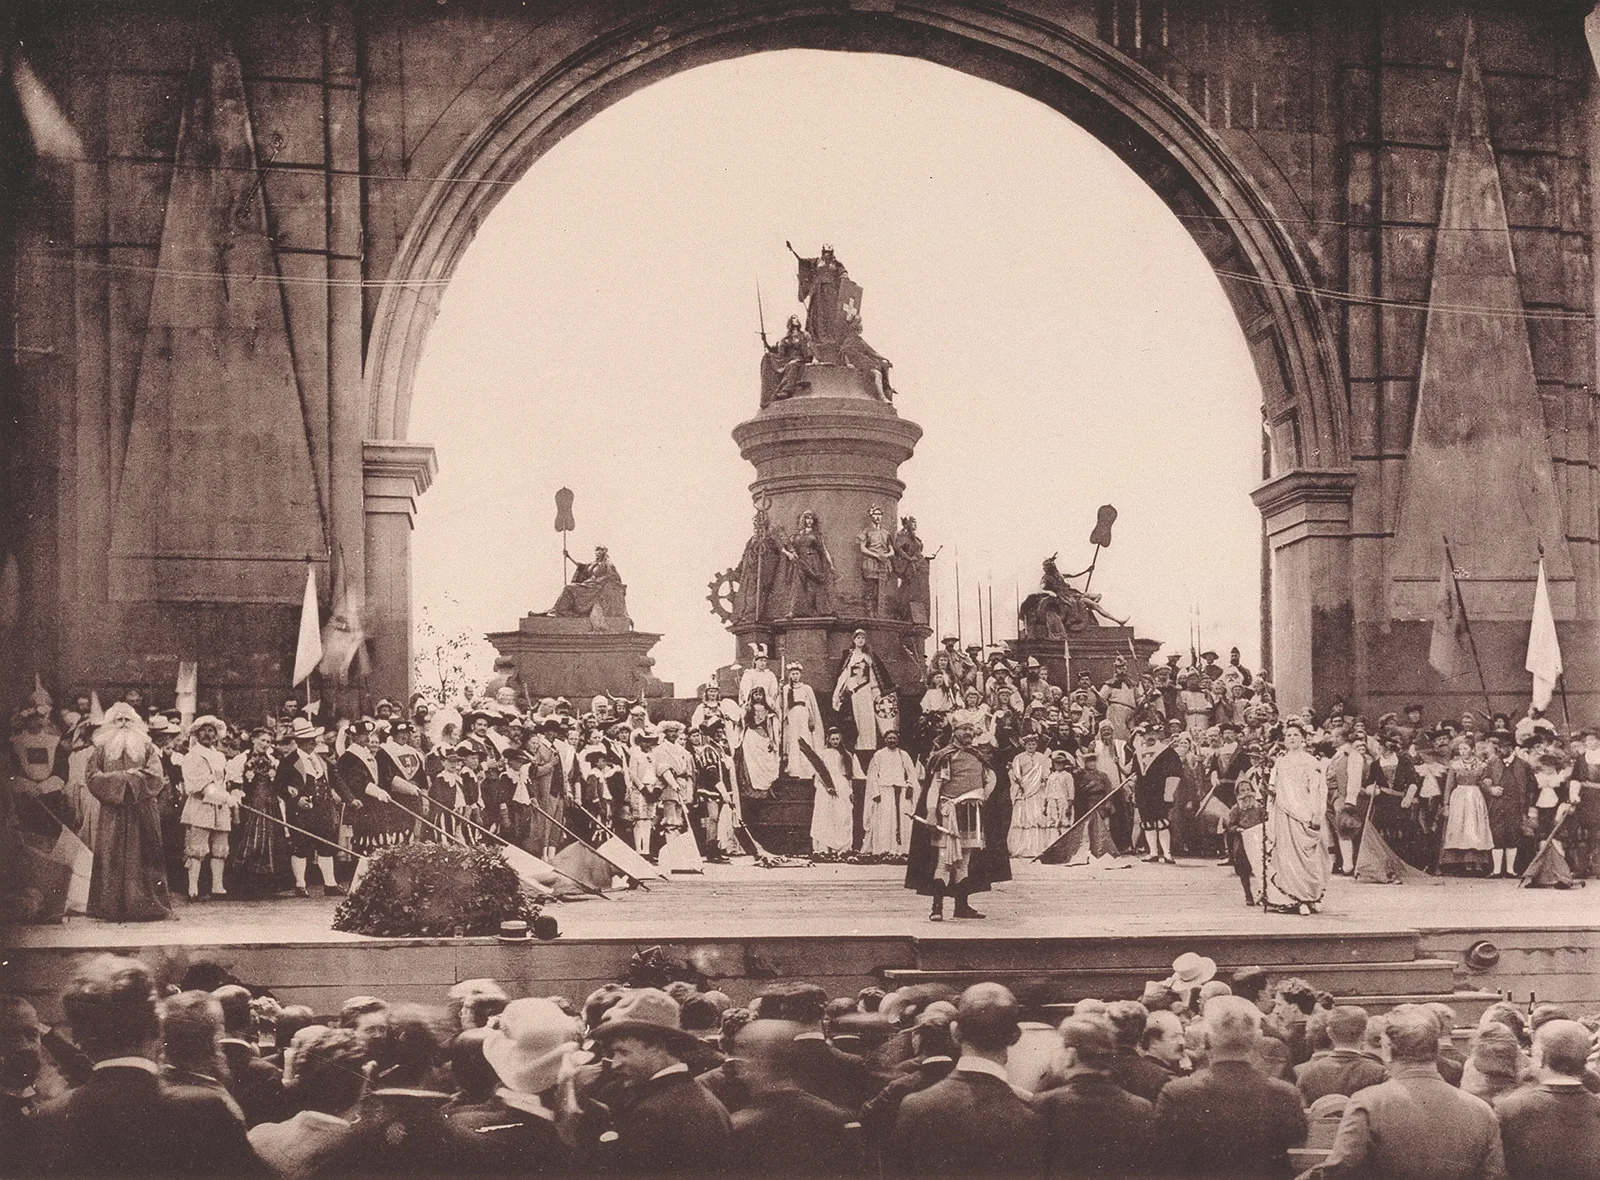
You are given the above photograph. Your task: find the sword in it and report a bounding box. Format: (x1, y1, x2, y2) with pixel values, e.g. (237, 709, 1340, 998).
(757, 280, 769, 348)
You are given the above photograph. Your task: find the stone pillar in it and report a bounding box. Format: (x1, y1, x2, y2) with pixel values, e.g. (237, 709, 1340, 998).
(363, 440, 436, 704)
(1250, 469, 1357, 717)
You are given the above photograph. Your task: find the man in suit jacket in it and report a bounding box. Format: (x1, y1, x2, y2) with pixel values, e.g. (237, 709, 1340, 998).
(727, 1019, 858, 1178)
(1493, 1019, 1600, 1180)
(1295, 1006, 1388, 1104)
(1035, 1015, 1156, 1176)
(1152, 995, 1307, 1176)
(889, 983, 1046, 1175)
(588, 988, 732, 1174)
(1315, 1004, 1504, 1180)
(757, 983, 873, 1112)
(210, 986, 285, 1128)
(26, 955, 264, 1177)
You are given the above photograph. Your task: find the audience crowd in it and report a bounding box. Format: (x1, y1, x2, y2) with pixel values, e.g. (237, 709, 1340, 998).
(4, 952, 1599, 1178)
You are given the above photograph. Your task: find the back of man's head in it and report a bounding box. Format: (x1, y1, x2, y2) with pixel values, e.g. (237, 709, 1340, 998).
(732, 1019, 804, 1093)
(953, 983, 1022, 1054)
(1230, 968, 1270, 1004)
(1058, 1016, 1117, 1072)
(1529, 1003, 1573, 1033)
(449, 1027, 500, 1101)
(210, 984, 253, 1038)
(294, 1026, 368, 1115)
(1383, 1004, 1441, 1065)
(1533, 1019, 1592, 1079)
(1423, 1002, 1457, 1043)
(1326, 1006, 1370, 1049)
(758, 983, 828, 1027)
(160, 990, 225, 1076)
(1104, 1001, 1148, 1053)
(1201, 995, 1261, 1061)
(63, 955, 160, 1061)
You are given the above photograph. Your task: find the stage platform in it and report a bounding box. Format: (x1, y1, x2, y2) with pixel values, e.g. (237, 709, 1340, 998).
(5, 860, 1596, 1022)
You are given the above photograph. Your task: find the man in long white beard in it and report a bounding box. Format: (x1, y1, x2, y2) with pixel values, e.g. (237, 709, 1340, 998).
(84, 703, 172, 921)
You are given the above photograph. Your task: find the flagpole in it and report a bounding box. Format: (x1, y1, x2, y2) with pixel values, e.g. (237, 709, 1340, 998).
(1443, 535, 1495, 722)
(954, 553, 963, 647)
(1537, 542, 1574, 729)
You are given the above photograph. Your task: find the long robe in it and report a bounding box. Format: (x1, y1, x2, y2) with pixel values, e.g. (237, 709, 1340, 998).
(1263, 750, 1328, 908)
(863, 746, 917, 855)
(833, 650, 883, 754)
(780, 682, 826, 780)
(1006, 751, 1056, 857)
(811, 748, 859, 854)
(85, 739, 173, 922)
(735, 713, 780, 796)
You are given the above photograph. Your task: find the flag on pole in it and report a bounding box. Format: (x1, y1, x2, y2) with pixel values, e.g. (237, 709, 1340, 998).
(175, 662, 198, 725)
(1526, 557, 1562, 710)
(292, 562, 322, 685)
(318, 548, 368, 684)
(1428, 553, 1470, 679)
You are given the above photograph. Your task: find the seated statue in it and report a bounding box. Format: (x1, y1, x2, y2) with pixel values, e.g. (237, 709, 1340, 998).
(548, 545, 628, 620)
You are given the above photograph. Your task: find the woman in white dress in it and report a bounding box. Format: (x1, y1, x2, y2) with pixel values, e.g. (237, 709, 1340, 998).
(832, 630, 884, 757)
(1439, 737, 1494, 875)
(779, 662, 826, 780)
(812, 729, 859, 854)
(736, 693, 780, 797)
(1263, 721, 1329, 914)
(1006, 733, 1055, 857)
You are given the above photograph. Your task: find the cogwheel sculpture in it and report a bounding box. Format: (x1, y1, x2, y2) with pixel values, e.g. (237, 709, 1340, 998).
(706, 568, 740, 623)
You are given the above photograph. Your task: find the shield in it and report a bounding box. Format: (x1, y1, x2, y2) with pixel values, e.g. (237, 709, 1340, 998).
(840, 278, 864, 326)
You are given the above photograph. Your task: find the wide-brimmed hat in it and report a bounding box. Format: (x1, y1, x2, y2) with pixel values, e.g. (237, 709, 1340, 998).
(188, 715, 225, 737)
(289, 717, 324, 741)
(1165, 952, 1218, 989)
(482, 998, 581, 1094)
(587, 988, 702, 1055)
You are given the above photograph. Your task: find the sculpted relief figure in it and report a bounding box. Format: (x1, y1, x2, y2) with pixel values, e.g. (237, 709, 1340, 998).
(782, 509, 835, 618)
(892, 515, 935, 625)
(734, 498, 786, 623)
(858, 506, 895, 618)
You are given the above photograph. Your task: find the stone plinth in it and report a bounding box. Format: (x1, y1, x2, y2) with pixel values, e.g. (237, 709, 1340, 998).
(1008, 631, 1161, 692)
(487, 615, 672, 701)
(729, 376, 930, 703)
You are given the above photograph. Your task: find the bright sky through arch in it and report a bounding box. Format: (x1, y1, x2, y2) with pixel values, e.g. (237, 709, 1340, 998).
(410, 49, 1264, 693)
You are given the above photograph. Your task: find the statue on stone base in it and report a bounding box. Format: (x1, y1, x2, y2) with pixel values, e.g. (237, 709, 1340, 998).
(547, 545, 627, 623)
(858, 506, 895, 617)
(892, 516, 935, 625)
(781, 509, 835, 618)
(760, 315, 816, 408)
(1019, 554, 1126, 639)
(839, 311, 894, 401)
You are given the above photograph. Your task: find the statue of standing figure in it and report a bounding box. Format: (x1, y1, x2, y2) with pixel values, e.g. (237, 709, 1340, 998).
(857, 506, 895, 617)
(781, 509, 835, 618)
(733, 497, 785, 623)
(892, 515, 935, 625)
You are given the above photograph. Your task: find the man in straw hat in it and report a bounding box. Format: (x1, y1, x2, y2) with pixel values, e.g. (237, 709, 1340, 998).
(587, 989, 731, 1173)
(274, 717, 341, 897)
(177, 716, 239, 901)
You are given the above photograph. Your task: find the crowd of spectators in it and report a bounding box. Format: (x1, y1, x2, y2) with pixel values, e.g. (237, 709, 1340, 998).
(4, 953, 1599, 1178)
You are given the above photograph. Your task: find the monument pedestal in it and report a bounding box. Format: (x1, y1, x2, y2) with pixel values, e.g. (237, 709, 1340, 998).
(721, 374, 930, 705)
(487, 616, 672, 702)
(1008, 629, 1161, 692)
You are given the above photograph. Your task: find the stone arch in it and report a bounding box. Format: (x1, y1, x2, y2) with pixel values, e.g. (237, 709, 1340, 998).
(363, 4, 1346, 471)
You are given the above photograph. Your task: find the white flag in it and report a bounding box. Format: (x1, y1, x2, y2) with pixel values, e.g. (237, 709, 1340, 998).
(1525, 558, 1563, 711)
(292, 563, 323, 685)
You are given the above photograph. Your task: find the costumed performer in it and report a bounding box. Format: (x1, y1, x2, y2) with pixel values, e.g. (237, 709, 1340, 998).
(1262, 721, 1329, 914)
(1006, 732, 1055, 858)
(83, 702, 172, 921)
(779, 662, 826, 781)
(862, 728, 918, 856)
(832, 630, 886, 755)
(738, 644, 780, 709)
(811, 729, 859, 855)
(734, 694, 780, 798)
(178, 717, 239, 901)
(906, 721, 1011, 921)
(274, 718, 341, 897)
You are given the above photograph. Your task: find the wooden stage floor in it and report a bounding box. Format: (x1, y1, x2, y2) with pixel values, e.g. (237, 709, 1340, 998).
(7, 857, 1594, 950)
